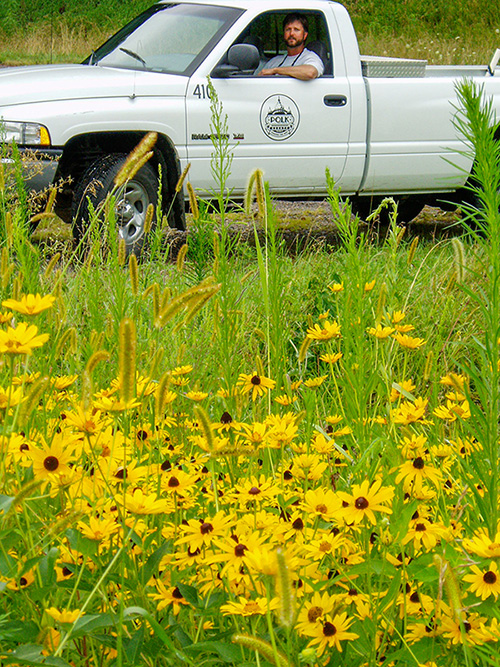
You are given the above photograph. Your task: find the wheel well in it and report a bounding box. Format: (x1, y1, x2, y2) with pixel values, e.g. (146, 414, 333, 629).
(54, 131, 184, 227)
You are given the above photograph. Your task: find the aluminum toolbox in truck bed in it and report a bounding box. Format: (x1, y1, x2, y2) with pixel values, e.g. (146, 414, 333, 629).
(361, 55, 427, 78)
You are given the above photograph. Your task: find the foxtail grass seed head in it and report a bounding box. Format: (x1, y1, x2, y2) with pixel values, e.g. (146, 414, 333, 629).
(254, 168, 266, 218)
(423, 350, 434, 382)
(44, 252, 61, 279)
(396, 225, 406, 245)
(129, 253, 139, 296)
(434, 554, 463, 620)
(118, 238, 127, 266)
(5, 479, 43, 517)
(407, 235, 419, 265)
(176, 162, 191, 193)
(186, 182, 199, 221)
(80, 369, 93, 411)
(276, 548, 295, 628)
(144, 203, 154, 234)
(255, 354, 265, 378)
(85, 350, 111, 375)
(4, 211, 13, 248)
(376, 281, 387, 323)
(119, 318, 137, 403)
(13, 275, 23, 301)
(194, 405, 214, 453)
(55, 327, 77, 360)
(155, 372, 173, 415)
(19, 376, 50, 425)
(299, 335, 312, 363)
(446, 272, 457, 293)
(245, 170, 257, 216)
(148, 346, 164, 379)
(45, 187, 57, 214)
(452, 237, 466, 284)
(176, 243, 188, 272)
(232, 635, 292, 667)
(114, 132, 157, 187)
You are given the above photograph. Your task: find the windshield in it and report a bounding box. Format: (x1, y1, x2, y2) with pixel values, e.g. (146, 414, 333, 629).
(87, 3, 242, 75)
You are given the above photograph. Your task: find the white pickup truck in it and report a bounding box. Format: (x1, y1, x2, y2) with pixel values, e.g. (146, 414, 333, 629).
(1, 0, 500, 252)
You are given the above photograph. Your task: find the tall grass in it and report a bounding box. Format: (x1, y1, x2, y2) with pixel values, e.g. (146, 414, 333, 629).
(0, 85, 499, 666)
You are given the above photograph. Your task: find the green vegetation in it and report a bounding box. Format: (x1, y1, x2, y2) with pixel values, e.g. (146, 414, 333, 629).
(0, 0, 499, 65)
(0, 81, 500, 666)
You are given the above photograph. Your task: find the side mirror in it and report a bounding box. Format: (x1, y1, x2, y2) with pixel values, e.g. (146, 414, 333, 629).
(211, 43, 260, 78)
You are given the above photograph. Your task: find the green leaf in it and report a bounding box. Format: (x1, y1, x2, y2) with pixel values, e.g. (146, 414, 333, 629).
(125, 625, 144, 665)
(0, 620, 39, 642)
(39, 548, 59, 589)
(0, 494, 14, 515)
(64, 528, 98, 557)
(139, 541, 171, 583)
(70, 613, 116, 638)
(176, 582, 198, 606)
(185, 640, 243, 662)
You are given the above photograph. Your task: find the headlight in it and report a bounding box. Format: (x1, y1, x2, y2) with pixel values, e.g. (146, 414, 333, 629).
(0, 120, 51, 147)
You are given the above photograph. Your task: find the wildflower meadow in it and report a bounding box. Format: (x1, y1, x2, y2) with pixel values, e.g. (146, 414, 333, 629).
(0, 81, 499, 667)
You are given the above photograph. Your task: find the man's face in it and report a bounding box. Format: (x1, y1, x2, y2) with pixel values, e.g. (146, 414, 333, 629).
(283, 20, 307, 49)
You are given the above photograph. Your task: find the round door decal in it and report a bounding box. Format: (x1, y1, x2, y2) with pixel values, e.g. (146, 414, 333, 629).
(260, 95, 300, 141)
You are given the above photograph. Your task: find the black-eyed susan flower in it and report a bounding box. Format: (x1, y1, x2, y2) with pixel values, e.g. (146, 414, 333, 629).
(185, 390, 208, 401)
(306, 320, 341, 341)
(393, 332, 426, 349)
(306, 611, 358, 655)
(464, 561, 500, 600)
(296, 591, 336, 636)
(338, 479, 394, 525)
(29, 433, 78, 481)
(395, 456, 442, 490)
(320, 351, 343, 364)
(176, 511, 233, 550)
(328, 282, 344, 293)
(45, 608, 83, 625)
(0, 322, 49, 355)
(304, 375, 327, 389)
(220, 596, 279, 616)
(149, 581, 190, 615)
(237, 372, 275, 401)
(402, 518, 447, 551)
(2, 293, 55, 315)
(367, 324, 395, 339)
(301, 487, 343, 522)
(463, 530, 500, 558)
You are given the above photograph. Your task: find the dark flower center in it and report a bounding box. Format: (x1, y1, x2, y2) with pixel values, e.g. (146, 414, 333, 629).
(284, 470, 293, 480)
(20, 443, 29, 452)
(464, 621, 471, 633)
(168, 476, 180, 488)
(307, 606, 323, 623)
(43, 456, 59, 472)
(348, 588, 357, 596)
(188, 547, 201, 557)
(220, 411, 233, 424)
(412, 457, 425, 470)
(323, 622, 337, 637)
(19, 577, 28, 587)
(409, 592, 420, 603)
(249, 486, 261, 495)
(234, 543, 247, 557)
(292, 518, 304, 530)
(136, 429, 148, 441)
(355, 496, 369, 510)
(315, 503, 328, 514)
(172, 587, 183, 599)
(415, 522, 426, 532)
(114, 467, 126, 479)
(483, 570, 497, 584)
(161, 460, 172, 471)
(250, 375, 261, 385)
(200, 522, 214, 535)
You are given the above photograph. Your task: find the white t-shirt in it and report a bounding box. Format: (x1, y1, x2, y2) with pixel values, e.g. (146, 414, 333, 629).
(264, 47, 324, 77)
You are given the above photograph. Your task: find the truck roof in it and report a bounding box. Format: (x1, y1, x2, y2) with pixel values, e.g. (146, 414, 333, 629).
(156, 0, 338, 10)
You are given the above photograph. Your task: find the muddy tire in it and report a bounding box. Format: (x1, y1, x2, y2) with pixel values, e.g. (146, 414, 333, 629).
(72, 153, 159, 257)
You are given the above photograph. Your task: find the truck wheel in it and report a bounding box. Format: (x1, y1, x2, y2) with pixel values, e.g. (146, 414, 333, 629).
(353, 196, 424, 224)
(72, 153, 159, 257)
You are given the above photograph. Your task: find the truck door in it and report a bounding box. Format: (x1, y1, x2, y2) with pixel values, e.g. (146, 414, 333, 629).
(185, 9, 354, 197)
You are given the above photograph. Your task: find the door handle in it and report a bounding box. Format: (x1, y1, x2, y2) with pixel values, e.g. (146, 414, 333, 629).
(324, 95, 347, 107)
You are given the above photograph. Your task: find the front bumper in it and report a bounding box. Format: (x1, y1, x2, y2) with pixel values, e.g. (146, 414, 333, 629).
(1, 147, 63, 193)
